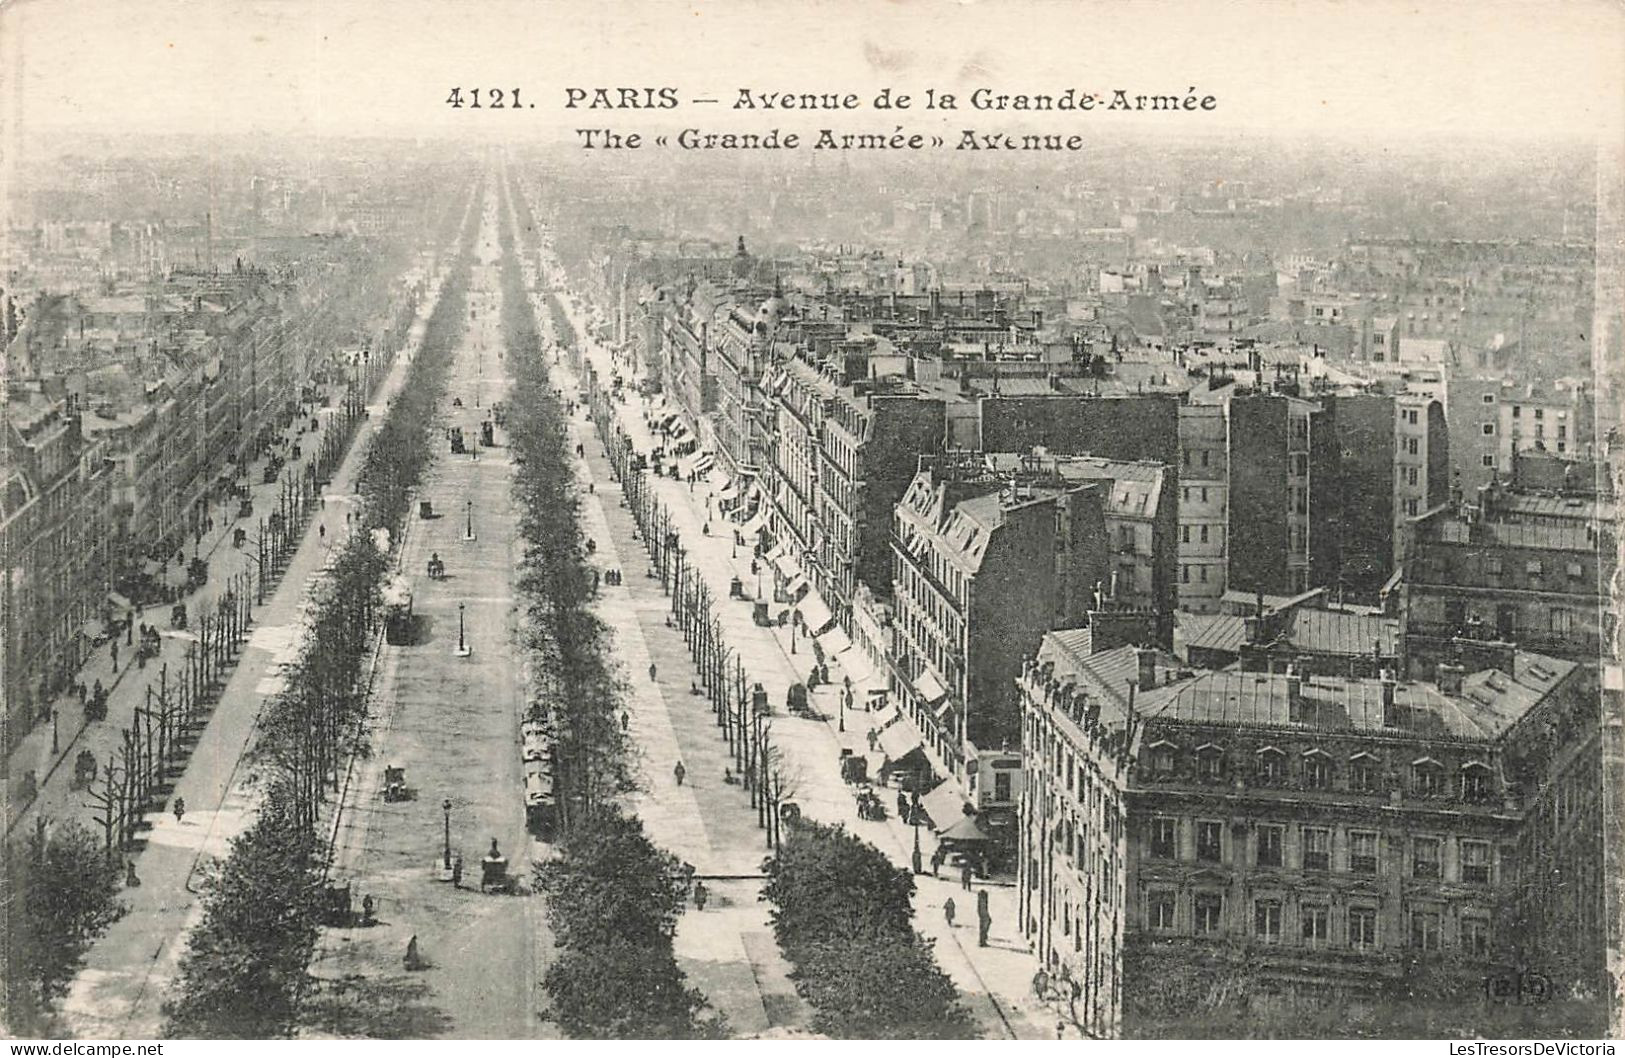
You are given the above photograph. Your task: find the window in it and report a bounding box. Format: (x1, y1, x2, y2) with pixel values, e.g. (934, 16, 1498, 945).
(1197, 748, 1223, 782)
(1482, 454, 1495, 468)
(1461, 840, 1491, 884)
(1462, 915, 1491, 956)
(1303, 755, 1330, 790)
(1150, 890, 1176, 931)
(1406, 409, 1420, 425)
(1200, 524, 1209, 544)
(1414, 761, 1445, 797)
(1302, 827, 1331, 871)
(1195, 893, 1223, 934)
(1462, 766, 1491, 802)
(1349, 907, 1378, 949)
(1485, 556, 1504, 576)
(1257, 748, 1285, 785)
(1301, 904, 1330, 945)
(1181, 564, 1190, 584)
(1407, 466, 1419, 486)
(1349, 756, 1379, 793)
(1150, 817, 1176, 859)
(1200, 487, 1208, 503)
(1201, 449, 1210, 468)
(1482, 423, 1495, 435)
(1257, 825, 1284, 868)
(1350, 830, 1379, 874)
(1410, 910, 1442, 951)
(1405, 498, 1420, 516)
(1183, 448, 1192, 466)
(1413, 837, 1442, 879)
(1482, 393, 1496, 404)
(1407, 437, 1420, 455)
(1152, 745, 1175, 774)
(1534, 408, 1544, 420)
(1566, 561, 1585, 579)
(1254, 900, 1282, 941)
(1558, 424, 1567, 440)
(1197, 821, 1223, 862)
(1182, 525, 1191, 544)
(1512, 405, 1522, 418)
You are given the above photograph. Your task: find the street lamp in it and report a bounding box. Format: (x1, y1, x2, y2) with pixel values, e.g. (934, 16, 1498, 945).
(456, 602, 470, 657)
(442, 798, 453, 870)
(464, 499, 475, 542)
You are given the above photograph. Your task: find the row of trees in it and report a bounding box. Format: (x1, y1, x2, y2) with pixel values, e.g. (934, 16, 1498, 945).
(499, 172, 720, 1038)
(760, 820, 977, 1039)
(160, 183, 487, 1039)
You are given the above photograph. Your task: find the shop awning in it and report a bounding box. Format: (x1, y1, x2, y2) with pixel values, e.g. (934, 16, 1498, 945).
(718, 486, 739, 502)
(817, 625, 852, 656)
(922, 780, 973, 831)
(797, 592, 834, 634)
(784, 573, 809, 599)
(763, 542, 787, 564)
(740, 509, 768, 536)
(867, 701, 899, 731)
(914, 668, 948, 704)
(772, 552, 802, 580)
(841, 648, 878, 689)
(940, 815, 992, 843)
(879, 720, 924, 762)
(691, 453, 715, 476)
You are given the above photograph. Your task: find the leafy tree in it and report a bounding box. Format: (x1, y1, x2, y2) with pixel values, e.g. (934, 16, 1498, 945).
(542, 939, 722, 1040)
(163, 784, 323, 1038)
(2, 821, 125, 1032)
(759, 822, 977, 1039)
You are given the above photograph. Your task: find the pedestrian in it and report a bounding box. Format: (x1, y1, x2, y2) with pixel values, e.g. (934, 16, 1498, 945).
(173, 796, 186, 824)
(961, 862, 973, 891)
(944, 897, 956, 928)
(977, 888, 991, 947)
(404, 935, 425, 971)
(110, 642, 119, 672)
(673, 760, 686, 786)
(319, 523, 326, 541)
(649, 661, 657, 682)
(931, 846, 945, 877)
(452, 853, 464, 889)
(693, 881, 708, 911)
(125, 861, 141, 888)
(897, 791, 909, 822)
(620, 711, 629, 731)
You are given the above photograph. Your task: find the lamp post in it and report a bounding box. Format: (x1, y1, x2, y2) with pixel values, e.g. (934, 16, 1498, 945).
(911, 788, 923, 874)
(442, 798, 453, 870)
(456, 602, 469, 657)
(464, 499, 475, 542)
(840, 675, 851, 733)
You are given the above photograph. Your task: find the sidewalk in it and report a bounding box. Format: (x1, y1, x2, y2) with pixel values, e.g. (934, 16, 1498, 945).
(560, 385, 806, 1038)
(56, 254, 460, 1040)
(548, 289, 1056, 1039)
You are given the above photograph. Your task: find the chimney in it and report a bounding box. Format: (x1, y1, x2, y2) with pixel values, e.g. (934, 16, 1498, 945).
(1137, 648, 1157, 693)
(1379, 669, 1399, 728)
(1436, 662, 1466, 695)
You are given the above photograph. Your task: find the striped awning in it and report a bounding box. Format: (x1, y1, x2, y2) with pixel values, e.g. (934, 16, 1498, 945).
(816, 625, 852, 656)
(797, 592, 834, 635)
(922, 780, 972, 832)
(691, 452, 715, 475)
(914, 668, 948, 704)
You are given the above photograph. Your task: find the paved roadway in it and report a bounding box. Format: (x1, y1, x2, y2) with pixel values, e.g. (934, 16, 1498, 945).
(303, 176, 552, 1040)
(55, 210, 472, 1039)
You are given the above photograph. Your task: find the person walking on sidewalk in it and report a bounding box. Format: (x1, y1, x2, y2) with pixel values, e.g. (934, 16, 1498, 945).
(976, 888, 991, 947)
(173, 797, 186, 824)
(961, 862, 973, 891)
(110, 641, 119, 673)
(673, 760, 686, 786)
(943, 897, 956, 929)
(649, 662, 657, 682)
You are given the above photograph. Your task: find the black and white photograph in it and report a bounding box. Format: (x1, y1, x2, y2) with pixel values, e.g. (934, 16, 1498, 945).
(0, 0, 1621, 1044)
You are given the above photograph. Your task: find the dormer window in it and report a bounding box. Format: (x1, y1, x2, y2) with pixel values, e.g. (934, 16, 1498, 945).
(1413, 758, 1445, 798)
(1302, 749, 1331, 790)
(1256, 746, 1285, 786)
(1149, 740, 1177, 776)
(1349, 752, 1380, 793)
(1196, 744, 1223, 782)
(1461, 762, 1492, 802)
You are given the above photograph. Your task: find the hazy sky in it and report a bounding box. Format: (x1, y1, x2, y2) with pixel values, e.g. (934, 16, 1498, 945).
(2, 0, 1622, 145)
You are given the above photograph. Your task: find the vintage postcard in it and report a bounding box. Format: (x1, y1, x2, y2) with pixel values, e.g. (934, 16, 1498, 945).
(1, 0, 1620, 1045)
